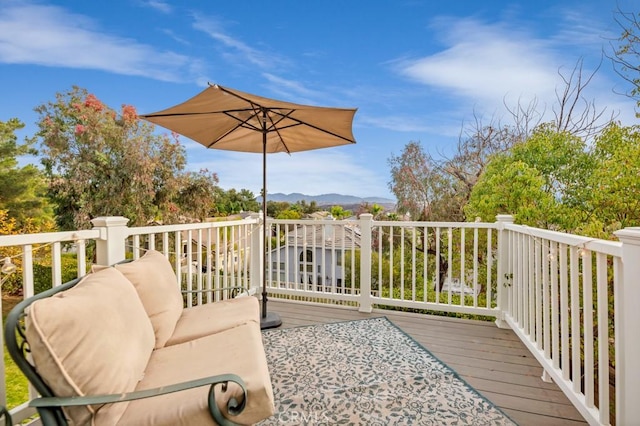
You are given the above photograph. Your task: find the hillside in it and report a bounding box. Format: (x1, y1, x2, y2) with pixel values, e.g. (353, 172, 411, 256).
(261, 193, 395, 207)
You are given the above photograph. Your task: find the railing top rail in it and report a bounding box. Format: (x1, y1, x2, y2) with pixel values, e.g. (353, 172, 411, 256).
(268, 218, 357, 225)
(269, 218, 499, 229)
(504, 222, 622, 257)
(374, 220, 498, 229)
(123, 217, 259, 237)
(0, 229, 101, 248)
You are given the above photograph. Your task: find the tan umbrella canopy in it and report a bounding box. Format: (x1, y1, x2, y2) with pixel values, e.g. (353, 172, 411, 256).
(140, 83, 358, 328)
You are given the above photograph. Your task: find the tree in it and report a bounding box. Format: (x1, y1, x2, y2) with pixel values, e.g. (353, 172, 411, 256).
(0, 119, 53, 227)
(213, 188, 260, 216)
(276, 209, 302, 220)
(388, 125, 518, 223)
(465, 125, 593, 231)
(609, 8, 640, 115)
(387, 141, 442, 221)
(582, 122, 640, 237)
(266, 201, 291, 218)
(293, 200, 320, 215)
(357, 202, 384, 219)
(330, 205, 352, 219)
(35, 87, 216, 229)
(174, 170, 220, 221)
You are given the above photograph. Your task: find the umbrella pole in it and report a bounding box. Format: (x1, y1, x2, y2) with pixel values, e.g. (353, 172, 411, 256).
(260, 111, 282, 329)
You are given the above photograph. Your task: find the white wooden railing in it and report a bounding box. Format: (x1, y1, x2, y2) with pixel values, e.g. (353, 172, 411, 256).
(1, 213, 638, 425)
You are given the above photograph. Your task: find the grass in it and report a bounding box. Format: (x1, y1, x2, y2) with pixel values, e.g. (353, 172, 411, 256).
(3, 295, 29, 410)
(4, 348, 28, 409)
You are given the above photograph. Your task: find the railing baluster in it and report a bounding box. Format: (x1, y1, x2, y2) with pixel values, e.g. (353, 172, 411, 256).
(596, 253, 609, 424)
(23, 245, 34, 297)
(196, 229, 203, 305)
(570, 247, 581, 393)
(582, 250, 594, 407)
(52, 242, 62, 288)
(447, 227, 453, 305)
(423, 226, 428, 303)
(77, 239, 87, 278)
(206, 228, 212, 304)
(400, 227, 405, 301)
(389, 226, 394, 300)
(542, 239, 550, 358)
(435, 227, 441, 304)
(473, 228, 478, 307)
(411, 227, 416, 302)
(560, 243, 570, 381)
(551, 241, 560, 370)
(529, 236, 542, 349)
(460, 228, 465, 307)
(486, 228, 492, 308)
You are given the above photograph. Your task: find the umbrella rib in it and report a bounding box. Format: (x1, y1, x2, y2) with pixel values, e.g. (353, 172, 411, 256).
(207, 103, 267, 148)
(268, 109, 355, 144)
(215, 84, 356, 144)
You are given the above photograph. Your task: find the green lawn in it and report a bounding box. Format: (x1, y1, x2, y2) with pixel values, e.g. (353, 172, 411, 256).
(3, 295, 29, 410)
(4, 347, 28, 409)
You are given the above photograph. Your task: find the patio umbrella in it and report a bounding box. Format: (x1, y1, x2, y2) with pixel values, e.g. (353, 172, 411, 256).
(140, 83, 357, 329)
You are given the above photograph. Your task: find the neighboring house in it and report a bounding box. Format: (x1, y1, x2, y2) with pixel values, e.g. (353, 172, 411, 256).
(268, 220, 361, 292)
(180, 216, 252, 274)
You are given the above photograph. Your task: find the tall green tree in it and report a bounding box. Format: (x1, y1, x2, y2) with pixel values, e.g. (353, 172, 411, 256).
(387, 141, 443, 221)
(0, 118, 52, 227)
(582, 123, 640, 237)
(388, 122, 521, 222)
(213, 188, 260, 216)
(465, 125, 593, 231)
(174, 170, 220, 221)
(35, 86, 216, 229)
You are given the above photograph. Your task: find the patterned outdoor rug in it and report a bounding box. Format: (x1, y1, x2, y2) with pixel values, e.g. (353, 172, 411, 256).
(258, 317, 517, 425)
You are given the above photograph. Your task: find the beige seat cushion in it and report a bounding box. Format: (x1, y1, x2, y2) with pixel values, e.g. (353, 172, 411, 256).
(116, 250, 184, 348)
(25, 267, 155, 425)
(165, 296, 259, 346)
(112, 322, 275, 426)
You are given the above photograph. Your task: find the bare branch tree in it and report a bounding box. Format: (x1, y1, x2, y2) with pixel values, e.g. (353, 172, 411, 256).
(607, 7, 640, 112)
(553, 58, 614, 139)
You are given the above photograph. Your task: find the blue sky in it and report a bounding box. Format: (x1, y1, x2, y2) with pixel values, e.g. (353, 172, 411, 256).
(0, 0, 637, 199)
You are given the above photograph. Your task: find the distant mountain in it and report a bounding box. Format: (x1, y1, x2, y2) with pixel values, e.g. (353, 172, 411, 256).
(260, 193, 396, 206)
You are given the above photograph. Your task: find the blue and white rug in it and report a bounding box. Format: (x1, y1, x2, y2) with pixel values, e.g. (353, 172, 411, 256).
(259, 316, 517, 425)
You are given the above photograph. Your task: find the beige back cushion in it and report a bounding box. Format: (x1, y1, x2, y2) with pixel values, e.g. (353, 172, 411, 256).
(115, 250, 183, 348)
(25, 267, 155, 425)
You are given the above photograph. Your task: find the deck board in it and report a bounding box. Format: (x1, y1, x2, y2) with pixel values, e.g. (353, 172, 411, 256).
(266, 299, 587, 426)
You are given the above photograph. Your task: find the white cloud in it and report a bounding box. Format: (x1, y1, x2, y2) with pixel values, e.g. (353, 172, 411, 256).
(0, 2, 202, 82)
(261, 73, 326, 105)
(142, 0, 172, 14)
(191, 14, 285, 70)
(397, 18, 559, 110)
(393, 15, 635, 128)
(357, 114, 432, 133)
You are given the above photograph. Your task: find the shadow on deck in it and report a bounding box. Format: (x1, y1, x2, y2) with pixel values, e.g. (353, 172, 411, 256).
(266, 299, 587, 426)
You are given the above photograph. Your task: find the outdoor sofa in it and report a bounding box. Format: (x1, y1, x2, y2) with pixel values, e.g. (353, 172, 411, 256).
(4, 250, 275, 425)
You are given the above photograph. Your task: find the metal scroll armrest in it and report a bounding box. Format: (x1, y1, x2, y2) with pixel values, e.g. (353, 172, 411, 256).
(30, 374, 247, 426)
(0, 406, 11, 426)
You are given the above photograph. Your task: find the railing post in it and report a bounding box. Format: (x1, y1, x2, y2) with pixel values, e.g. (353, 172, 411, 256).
(91, 216, 130, 265)
(495, 214, 514, 329)
(249, 212, 263, 296)
(359, 214, 373, 313)
(613, 227, 640, 426)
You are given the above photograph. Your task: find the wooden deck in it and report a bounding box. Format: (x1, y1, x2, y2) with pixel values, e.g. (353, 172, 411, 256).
(267, 299, 587, 426)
